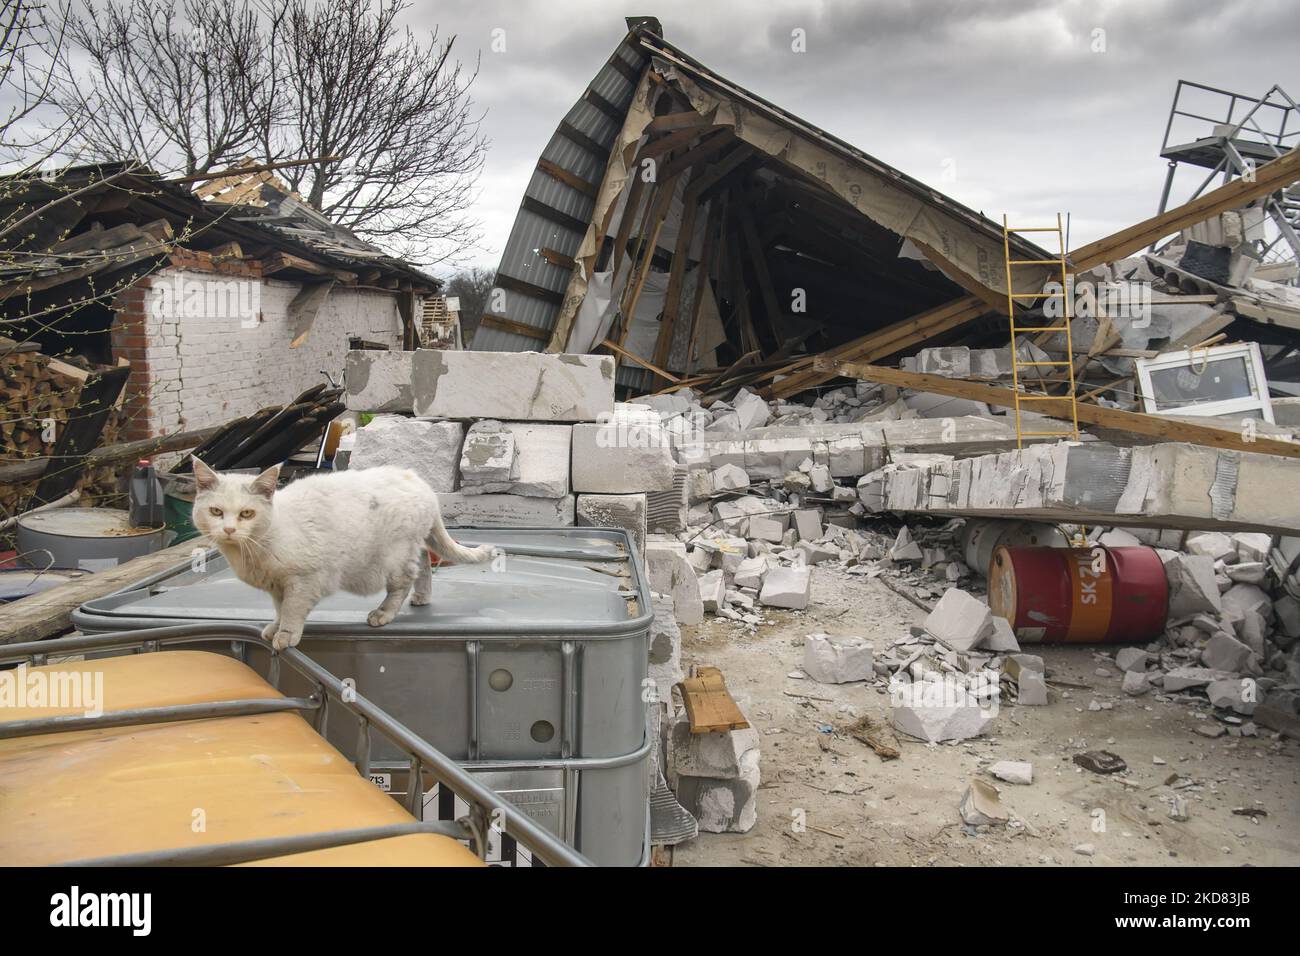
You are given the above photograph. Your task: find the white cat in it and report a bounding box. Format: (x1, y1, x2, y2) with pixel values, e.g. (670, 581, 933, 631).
(191, 460, 494, 650)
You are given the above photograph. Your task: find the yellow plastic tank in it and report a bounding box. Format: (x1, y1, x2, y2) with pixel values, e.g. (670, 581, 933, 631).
(0, 651, 481, 866)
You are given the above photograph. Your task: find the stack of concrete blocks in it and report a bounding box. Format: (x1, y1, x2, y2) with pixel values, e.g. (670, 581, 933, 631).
(855, 440, 1300, 535)
(669, 708, 760, 833)
(347, 350, 642, 536)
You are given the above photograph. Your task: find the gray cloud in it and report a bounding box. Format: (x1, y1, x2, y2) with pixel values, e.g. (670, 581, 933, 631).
(410, 0, 1297, 276)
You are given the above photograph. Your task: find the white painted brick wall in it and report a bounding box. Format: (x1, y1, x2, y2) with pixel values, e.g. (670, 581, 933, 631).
(144, 267, 404, 435)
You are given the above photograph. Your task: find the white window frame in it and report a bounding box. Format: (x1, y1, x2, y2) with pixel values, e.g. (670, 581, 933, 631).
(1135, 341, 1274, 424)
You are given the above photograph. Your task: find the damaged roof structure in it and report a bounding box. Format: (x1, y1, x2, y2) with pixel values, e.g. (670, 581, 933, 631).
(480, 18, 1300, 425)
(0, 161, 439, 364)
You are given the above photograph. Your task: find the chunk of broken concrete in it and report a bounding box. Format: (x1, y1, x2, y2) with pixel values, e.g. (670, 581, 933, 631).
(1115, 647, 1149, 673)
(891, 679, 995, 742)
(988, 760, 1033, 785)
(1207, 678, 1257, 716)
(1122, 670, 1151, 696)
(675, 750, 759, 834)
(759, 566, 811, 610)
(959, 779, 1010, 826)
(924, 588, 994, 652)
(1201, 632, 1255, 673)
(1160, 551, 1224, 617)
(802, 633, 874, 684)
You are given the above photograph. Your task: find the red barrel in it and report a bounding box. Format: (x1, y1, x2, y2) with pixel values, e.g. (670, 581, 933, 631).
(988, 545, 1168, 644)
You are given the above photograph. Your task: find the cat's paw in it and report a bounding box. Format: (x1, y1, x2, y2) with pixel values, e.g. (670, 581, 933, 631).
(367, 608, 396, 627)
(270, 628, 301, 650)
(410, 592, 432, 606)
(261, 622, 278, 641)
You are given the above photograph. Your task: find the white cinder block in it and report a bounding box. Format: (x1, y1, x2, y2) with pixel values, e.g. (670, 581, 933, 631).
(571, 421, 675, 493)
(576, 493, 647, 554)
(437, 492, 574, 527)
(351, 416, 463, 492)
(412, 350, 614, 421)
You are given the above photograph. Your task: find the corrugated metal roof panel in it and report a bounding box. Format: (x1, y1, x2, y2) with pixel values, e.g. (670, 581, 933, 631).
(475, 37, 647, 352)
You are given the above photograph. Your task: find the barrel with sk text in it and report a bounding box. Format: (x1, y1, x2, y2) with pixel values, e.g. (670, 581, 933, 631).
(987, 545, 1169, 643)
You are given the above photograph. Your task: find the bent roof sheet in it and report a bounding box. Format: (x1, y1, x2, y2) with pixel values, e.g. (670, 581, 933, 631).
(476, 22, 1050, 355)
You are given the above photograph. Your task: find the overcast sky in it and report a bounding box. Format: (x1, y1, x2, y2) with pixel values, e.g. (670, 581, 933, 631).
(409, 0, 1296, 277)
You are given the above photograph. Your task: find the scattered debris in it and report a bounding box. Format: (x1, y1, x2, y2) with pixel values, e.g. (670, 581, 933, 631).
(1073, 750, 1128, 775)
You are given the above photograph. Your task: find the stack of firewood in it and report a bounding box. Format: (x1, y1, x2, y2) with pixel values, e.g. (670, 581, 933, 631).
(0, 338, 128, 520)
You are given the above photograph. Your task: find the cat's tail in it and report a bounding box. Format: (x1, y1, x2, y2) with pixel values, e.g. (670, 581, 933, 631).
(426, 518, 496, 565)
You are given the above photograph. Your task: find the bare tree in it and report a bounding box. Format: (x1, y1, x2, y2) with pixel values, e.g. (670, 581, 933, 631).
(1, 0, 78, 168)
(51, 0, 281, 178)
(443, 265, 494, 346)
(50, 0, 485, 264)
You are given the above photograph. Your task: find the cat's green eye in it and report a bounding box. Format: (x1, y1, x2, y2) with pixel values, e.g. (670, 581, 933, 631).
(209, 507, 222, 517)
(239, 509, 255, 519)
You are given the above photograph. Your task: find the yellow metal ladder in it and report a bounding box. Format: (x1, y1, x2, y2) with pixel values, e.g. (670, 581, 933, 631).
(1001, 213, 1081, 447)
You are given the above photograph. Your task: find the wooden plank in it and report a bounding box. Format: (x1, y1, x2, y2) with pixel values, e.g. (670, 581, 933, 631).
(661, 132, 736, 182)
(637, 125, 724, 162)
(610, 167, 650, 276)
(288, 279, 335, 349)
(583, 88, 626, 123)
(556, 121, 611, 160)
(605, 52, 643, 85)
(617, 176, 679, 349)
(822, 359, 1300, 460)
(676, 666, 751, 734)
(683, 144, 753, 198)
(260, 250, 356, 283)
(766, 295, 987, 399)
(1070, 148, 1300, 270)
(494, 271, 566, 307)
(734, 193, 783, 343)
(536, 246, 577, 271)
(684, 200, 722, 374)
(519, 195, 589, 235)
(536, 159, 600, 198)
(598, 338, 680, 382)
(652, 192, 703, 373)
(646, 111, 709, 133)
(0, 540, 202, 644)
(479, 313, 550, 340)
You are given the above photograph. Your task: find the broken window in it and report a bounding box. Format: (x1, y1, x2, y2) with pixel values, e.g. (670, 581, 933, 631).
(1135, 341, 1275, 422)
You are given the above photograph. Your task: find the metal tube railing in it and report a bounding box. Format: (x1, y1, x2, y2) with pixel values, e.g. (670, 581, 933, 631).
(58, 822, 470, 867)
(0, 624, 593, 868)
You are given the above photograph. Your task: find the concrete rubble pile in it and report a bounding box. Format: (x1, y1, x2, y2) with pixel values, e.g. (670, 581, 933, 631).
(1093, 529, 1300, 738)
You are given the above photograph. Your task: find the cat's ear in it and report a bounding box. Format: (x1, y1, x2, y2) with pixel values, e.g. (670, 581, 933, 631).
(249, 463, 281, 500)
(192, 458, 219, 492)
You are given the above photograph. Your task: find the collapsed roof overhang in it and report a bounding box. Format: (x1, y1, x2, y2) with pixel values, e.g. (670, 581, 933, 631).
(477, 19, 1056, 394)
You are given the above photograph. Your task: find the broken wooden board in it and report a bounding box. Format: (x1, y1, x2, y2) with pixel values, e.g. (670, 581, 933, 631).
(1070, 147, 1300, 270)
(1, 540, 201, 645)
(288, 279, 336, 348)
(823, 359, 1300, 461)
(676, 665, 751, 734)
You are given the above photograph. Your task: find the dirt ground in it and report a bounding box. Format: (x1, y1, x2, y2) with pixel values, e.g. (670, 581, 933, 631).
(672, 565, 1300, 867)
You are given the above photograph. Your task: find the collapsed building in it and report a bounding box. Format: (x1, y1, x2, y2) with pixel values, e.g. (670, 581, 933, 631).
(334, 21, 1300, 845)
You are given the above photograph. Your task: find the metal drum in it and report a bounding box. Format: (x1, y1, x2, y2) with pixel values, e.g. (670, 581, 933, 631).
(16, 508, 165, 571)
(988, 544, 1169, 643)
(960, 519, 1069, 578)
